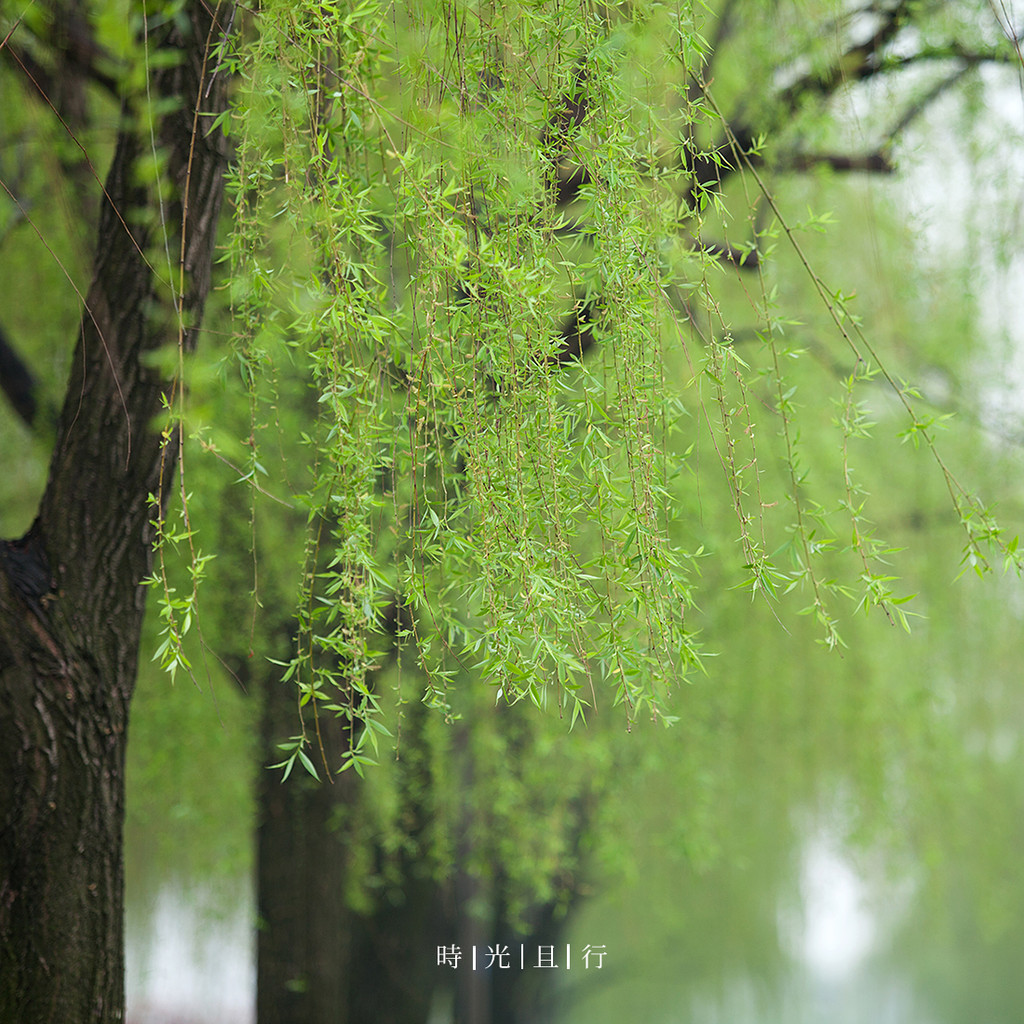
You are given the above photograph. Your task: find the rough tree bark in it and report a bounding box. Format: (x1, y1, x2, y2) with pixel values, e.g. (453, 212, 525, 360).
(0, 4, 232, 1020)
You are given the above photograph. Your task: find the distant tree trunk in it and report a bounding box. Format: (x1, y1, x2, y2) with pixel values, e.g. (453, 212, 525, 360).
(346, 699, 441, 1024)
(346, 871, 441, 1024)
(0, 4, 231, 1021)
(256, 669, 358, 1024)
(256, 653, 442, 1024)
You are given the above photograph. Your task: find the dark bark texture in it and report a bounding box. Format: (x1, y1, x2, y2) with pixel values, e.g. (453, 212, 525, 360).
(0, 3, 232, 1021)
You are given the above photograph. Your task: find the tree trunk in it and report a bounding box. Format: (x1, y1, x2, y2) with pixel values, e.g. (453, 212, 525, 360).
(0, 4, 231, 1020)
(256, 671, 359, 1024)
(346, 874, 440, 1024)
(256, 655, 442, 1024)
(347, 700, 441, 1024)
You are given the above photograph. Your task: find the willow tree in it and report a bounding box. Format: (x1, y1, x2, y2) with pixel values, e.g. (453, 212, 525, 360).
(215, 2, 1024, 1021)
(0, 2, 233, 1019)
(1, 1, 1022, 1023)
